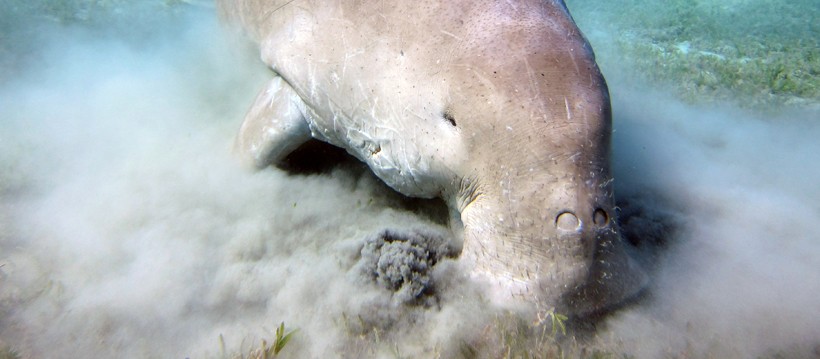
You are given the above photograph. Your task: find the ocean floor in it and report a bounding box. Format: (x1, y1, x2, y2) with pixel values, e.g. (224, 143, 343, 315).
(567, 0, 819, 110)
(1, 1, 819, 358)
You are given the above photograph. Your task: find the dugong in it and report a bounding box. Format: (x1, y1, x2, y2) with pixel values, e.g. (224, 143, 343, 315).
(218, 0, 647, 315)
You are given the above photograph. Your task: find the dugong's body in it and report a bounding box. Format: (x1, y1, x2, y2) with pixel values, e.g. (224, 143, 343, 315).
(219, 0, 646, 314)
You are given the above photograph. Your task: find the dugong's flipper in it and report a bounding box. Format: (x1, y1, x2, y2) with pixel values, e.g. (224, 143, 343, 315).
(234, 76, 311, 169)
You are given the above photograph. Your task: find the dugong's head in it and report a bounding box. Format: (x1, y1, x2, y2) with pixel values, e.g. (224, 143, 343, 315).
(437, 2, 646, 314)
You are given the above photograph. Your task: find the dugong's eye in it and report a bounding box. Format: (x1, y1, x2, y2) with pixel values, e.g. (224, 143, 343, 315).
(442, 109, 457, 127)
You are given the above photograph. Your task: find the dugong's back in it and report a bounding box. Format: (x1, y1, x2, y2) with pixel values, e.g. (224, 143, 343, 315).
(219, 0, 602, 192)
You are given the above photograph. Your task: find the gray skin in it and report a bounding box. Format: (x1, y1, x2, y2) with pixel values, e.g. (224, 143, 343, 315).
(218, 0, 647, 315)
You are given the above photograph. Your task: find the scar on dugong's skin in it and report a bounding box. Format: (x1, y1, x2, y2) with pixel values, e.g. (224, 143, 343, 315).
(218, 0, 648, 315)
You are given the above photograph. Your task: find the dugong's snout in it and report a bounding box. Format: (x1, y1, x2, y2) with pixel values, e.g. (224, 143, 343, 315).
(457, 177, 647, 316)
(567, 237, 648, 316)
(557, 212, 649, 315)
(449, 44, 648, 315)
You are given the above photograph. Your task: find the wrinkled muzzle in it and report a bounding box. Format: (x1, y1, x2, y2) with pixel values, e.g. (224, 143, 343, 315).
(563, 223, 649, 315)
(459, 198, 647, 316)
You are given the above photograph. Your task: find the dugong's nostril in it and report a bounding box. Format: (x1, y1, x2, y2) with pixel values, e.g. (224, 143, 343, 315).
(555, 212, 580, 231)
(593, 208, 609, 226)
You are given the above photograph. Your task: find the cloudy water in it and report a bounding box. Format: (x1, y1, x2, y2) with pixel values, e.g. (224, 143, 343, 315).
(1, 1, 818, 358)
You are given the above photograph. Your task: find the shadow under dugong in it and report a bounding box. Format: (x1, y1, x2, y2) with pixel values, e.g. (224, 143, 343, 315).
(218, 0, 647, 316)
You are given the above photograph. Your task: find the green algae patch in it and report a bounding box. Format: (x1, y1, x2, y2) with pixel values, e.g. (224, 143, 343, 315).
(568, 0, 820, 110)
